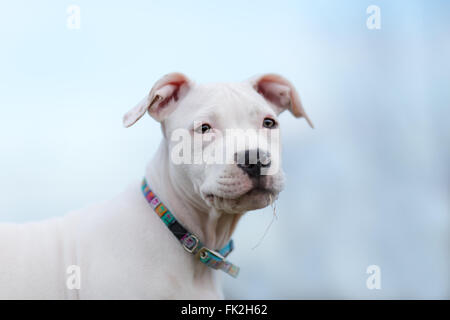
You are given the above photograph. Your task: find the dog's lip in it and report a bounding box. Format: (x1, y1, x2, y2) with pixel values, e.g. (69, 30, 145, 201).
(205, 187, 276, 201)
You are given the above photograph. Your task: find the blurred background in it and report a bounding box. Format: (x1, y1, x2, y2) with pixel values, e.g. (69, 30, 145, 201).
(0, 0, 448, 299)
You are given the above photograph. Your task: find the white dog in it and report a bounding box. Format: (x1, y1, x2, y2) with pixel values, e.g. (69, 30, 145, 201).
(0, 73, 312, 299)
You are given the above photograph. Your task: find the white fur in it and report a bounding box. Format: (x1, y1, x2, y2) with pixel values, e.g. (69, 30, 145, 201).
(0, 73, 311, 299)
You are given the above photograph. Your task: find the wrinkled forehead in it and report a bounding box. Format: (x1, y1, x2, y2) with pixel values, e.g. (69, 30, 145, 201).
(165, 82, 277, 131)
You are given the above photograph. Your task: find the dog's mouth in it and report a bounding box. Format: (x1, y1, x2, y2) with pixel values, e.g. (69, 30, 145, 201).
(205, 187, 274, 200)
(204, 187, 278, 212)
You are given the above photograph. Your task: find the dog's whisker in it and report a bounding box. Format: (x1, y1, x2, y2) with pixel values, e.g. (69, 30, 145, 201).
(251, 198, 278, 250)
(268, 194, 278, 219)
(272, 197, 278, 220)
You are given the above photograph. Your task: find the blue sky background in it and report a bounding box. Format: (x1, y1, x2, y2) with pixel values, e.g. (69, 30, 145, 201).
(0, 0, 448, 298)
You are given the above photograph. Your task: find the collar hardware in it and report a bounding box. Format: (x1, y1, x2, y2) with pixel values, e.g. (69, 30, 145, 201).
(198, 247, 225, 267)
(181, 234, 200, 254)
(141, 178, 240, 278)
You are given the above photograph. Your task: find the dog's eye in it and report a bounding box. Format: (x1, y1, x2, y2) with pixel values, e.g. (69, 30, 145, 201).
(200, 123, 212, 134)
(263, 117, 277, 129)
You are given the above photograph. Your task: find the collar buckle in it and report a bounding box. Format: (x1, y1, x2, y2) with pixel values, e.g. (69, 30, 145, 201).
(181, 234, 199, 253)
(197, 247, 225, 269)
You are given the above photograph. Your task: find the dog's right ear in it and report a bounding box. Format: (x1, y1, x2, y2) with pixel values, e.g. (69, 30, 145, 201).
(249, 73, 313, 128)
(123, 73, 192, 127)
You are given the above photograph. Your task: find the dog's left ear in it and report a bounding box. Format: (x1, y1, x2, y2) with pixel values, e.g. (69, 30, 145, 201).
(249, 73, 313, 128)
(123, 72, 192, 127)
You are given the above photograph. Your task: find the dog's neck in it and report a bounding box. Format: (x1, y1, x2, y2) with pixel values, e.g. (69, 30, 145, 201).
(144, 141, 243, 252)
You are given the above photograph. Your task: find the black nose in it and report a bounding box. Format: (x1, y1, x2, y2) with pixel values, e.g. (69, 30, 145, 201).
(235, 149, 271, 178)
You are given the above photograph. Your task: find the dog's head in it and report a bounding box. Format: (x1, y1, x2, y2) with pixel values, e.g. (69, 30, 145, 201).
(124, 73, 312, 213)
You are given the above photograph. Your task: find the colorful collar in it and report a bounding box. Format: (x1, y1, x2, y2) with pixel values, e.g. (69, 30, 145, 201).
(141, 178, 240, 278)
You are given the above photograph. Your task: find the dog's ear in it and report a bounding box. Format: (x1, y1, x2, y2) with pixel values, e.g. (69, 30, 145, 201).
(249, 73, 313, 128)
(123, 73, 192, 127)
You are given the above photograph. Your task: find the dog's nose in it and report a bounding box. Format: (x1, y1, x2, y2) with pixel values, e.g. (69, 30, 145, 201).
(235, 149, 271, 178)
